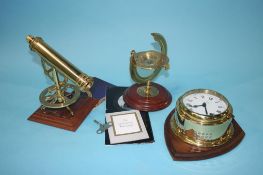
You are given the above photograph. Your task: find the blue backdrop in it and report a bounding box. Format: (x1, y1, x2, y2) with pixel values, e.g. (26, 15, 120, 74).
(0, 0, 262, 174)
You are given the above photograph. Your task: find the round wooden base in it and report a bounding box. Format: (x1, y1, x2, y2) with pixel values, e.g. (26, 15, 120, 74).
(164, 109, 245, 161)
(123, 82, 172, 111)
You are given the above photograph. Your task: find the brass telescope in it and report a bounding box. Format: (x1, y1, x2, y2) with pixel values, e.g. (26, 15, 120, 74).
(26, 35, 112, 131)
(26, 35, 95, 117)
(26, 35, 93, 94)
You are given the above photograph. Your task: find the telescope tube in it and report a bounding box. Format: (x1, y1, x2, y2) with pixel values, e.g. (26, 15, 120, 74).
(26, 35, 93, 93)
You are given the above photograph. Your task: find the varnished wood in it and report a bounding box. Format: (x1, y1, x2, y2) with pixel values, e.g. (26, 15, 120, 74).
(28, 93, 99, 131)
(123, 82, 172, 111)
(164, 109, 245, 161)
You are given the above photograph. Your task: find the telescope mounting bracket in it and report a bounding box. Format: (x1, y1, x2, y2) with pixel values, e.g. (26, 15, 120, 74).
(39, 59, 80, 116)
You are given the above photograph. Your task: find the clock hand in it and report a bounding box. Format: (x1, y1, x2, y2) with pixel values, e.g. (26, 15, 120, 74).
(192, 104, 203, 108)
(189, 103, 208, 114)
(192, 103, 208, 114)
(202, 102, 208, 115)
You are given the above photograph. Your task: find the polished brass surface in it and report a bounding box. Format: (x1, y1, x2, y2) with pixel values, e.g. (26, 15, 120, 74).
(173, 89, 234, 147)
(130, 33, 169, 97)
(170, 114, 234, 147)
(26, 35, 94, 94)
(137, 85, 159, 97)
(39, 83, 80, 108)
(133, 51, 169, 70)
(26, 35, 94, 115)
(177, 89, 233, 125)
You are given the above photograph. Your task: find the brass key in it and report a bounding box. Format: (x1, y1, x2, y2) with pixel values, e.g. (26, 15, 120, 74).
(94, 120, 112, 134)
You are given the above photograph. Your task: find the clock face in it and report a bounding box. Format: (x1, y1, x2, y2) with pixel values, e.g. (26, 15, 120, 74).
(182, 92, 228, 116)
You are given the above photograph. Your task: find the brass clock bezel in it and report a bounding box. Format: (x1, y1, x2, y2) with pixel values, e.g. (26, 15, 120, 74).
(171, 113, 234, 147)
(177, 89, 233, 125)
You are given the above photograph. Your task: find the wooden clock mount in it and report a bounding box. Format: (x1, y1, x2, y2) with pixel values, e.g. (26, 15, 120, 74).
(164, 109, 245, 161)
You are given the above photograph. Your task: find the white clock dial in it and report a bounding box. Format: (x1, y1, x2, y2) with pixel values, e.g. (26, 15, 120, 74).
(182, 93, 228, 116)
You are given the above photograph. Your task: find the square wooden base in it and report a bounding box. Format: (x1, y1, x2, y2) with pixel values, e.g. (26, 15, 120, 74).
(28, 93, 99, 131)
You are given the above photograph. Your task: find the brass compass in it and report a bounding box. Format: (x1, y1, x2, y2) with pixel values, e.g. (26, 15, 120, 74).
(123, 33, 172, 111)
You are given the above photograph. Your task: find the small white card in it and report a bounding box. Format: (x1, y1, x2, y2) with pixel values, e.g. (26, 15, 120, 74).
(106, 110, 149, 144)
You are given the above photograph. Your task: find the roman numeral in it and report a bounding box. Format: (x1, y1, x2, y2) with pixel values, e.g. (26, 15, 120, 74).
(216, 110, 222, 113)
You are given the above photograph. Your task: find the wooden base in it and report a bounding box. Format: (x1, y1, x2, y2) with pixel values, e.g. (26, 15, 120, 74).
(28, 93, 99, 131)
(123, 83, 172, 111)
(164, 109, 245, 161)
